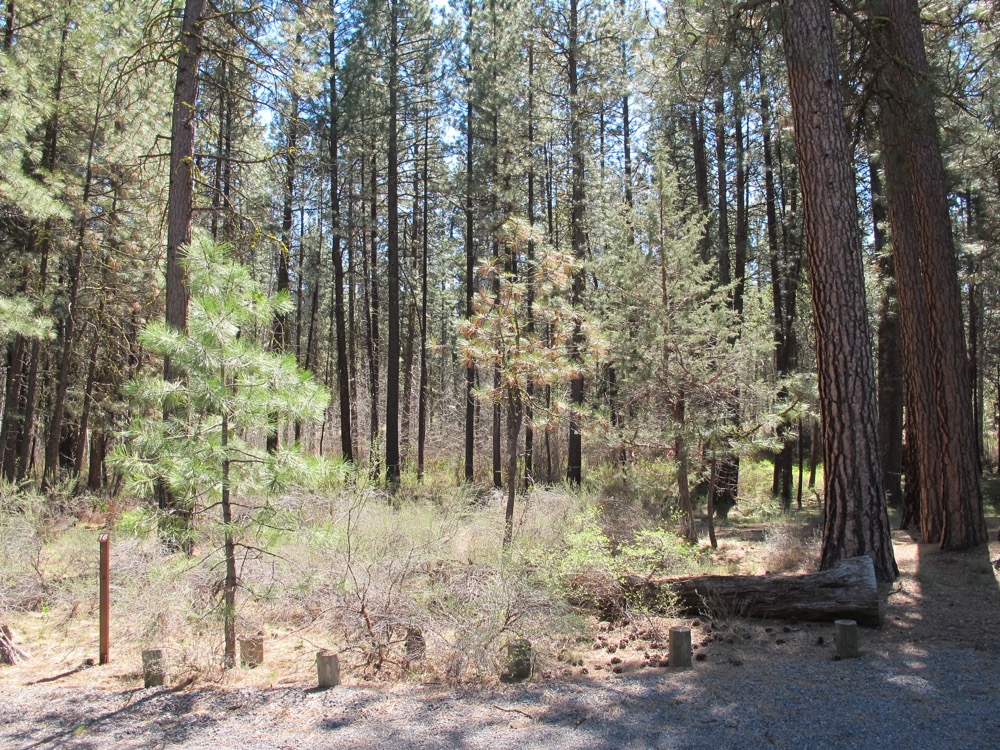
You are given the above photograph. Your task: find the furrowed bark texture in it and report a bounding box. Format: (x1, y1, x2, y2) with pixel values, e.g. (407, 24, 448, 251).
(870, 6, 944, 541)
(782, 0, 897, 581)
(884, 0, 986, 550)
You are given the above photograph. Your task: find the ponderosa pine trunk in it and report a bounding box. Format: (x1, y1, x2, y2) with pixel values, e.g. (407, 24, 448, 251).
(464, 84, 476, 484)
(161, 0, 206, 544)
(881, 0, 987, 550)
(329, 14, 353, 464)
(782, 0, 897, 581)
(364, 155, 381, 481)
(268, 92, 297, 455)
(384, 0, 401, 488)
(870, 157, 904, 509)
(164, 0, 206, 362)
(566, 0, 584, 486)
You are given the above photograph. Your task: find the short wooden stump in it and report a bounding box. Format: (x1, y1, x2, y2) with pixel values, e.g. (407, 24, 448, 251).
(239, 636, 264, 668)
(317, 650, 340, 688)
(834, 619, 859, 659)
(141, 648, 167, 688)
(669, 627, 692, 669)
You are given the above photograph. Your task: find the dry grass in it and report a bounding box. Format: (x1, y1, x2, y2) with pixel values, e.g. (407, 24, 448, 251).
(758, 522, 821, 575)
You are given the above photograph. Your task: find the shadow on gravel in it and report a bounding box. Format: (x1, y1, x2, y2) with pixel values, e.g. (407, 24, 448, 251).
(9, 685, 208, 750)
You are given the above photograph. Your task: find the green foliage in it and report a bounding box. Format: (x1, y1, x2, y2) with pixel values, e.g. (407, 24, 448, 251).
(536, 504, 697, 583)
(458, 219, 586, 425)
(0, 295, 54, 342)
(111, 236, 330, 516)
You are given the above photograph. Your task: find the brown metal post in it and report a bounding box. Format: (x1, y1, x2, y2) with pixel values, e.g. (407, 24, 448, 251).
(99, 532, 109, 665)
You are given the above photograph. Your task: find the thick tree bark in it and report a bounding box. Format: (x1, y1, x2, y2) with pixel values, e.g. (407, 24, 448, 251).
(870, 155, 904, 510)
(880, 0, 986, 550)
(164, 0, 206, 357)
(782, 0, 897, 581)
(160, 0, 206, 542)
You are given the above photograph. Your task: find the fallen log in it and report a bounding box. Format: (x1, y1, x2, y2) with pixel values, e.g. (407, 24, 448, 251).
(593, 556, 881, 626)
(1, 624, 29, 665)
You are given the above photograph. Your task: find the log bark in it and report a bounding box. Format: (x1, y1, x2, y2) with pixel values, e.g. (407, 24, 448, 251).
(1, 624, 29, 665)
(612, 556, 880, 626)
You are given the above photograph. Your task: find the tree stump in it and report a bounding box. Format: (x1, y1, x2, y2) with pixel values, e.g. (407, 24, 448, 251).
(835, 619, 859, 658)
(141, 648, 167, 687)
(500, 639, 532, 682)
(1, 625, 28, 666)
(239, 636, 263, 668)
(317, 650, 340, 688)
(668, 626, 692, 669)
(404, 627, 425, 663)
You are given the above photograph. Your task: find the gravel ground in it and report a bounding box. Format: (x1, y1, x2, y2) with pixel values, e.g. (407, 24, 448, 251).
(4, 643, 999, 750)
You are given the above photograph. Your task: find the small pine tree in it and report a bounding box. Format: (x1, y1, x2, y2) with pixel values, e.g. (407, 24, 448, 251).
(112, 236, 329, 667)
(0, 295, 53, 342)
(460, 219, 586, 546)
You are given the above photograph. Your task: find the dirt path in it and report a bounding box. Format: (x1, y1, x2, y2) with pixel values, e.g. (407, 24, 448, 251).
(3, 529, 999, 749)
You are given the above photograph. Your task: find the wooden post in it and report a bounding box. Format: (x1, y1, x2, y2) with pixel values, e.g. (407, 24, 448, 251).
(405, 627, 425, 663)
(239, 636, 263, 668)
(501, 639, 532, 682)
(317, 650, 340, 688)
(669, 626, 692, 669)
(98, 533, 110, 665)
(142, 648, 167, 687)
(834, 619, 859, 658)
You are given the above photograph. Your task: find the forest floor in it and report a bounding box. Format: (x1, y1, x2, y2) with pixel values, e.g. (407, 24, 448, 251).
(2, 506, 1000, 749)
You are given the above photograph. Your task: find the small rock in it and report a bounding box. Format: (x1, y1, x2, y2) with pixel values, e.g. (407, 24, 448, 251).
(612, 666, 623, 674)
(580, 668, 589, 675)
(610, 656, 622, 665)
(765, 627, 774, 633)
(695, 653, 707, 662)
(775, 638, 786, 645)
(782, 626, 792, 633)
(691, 619, 701, 627)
